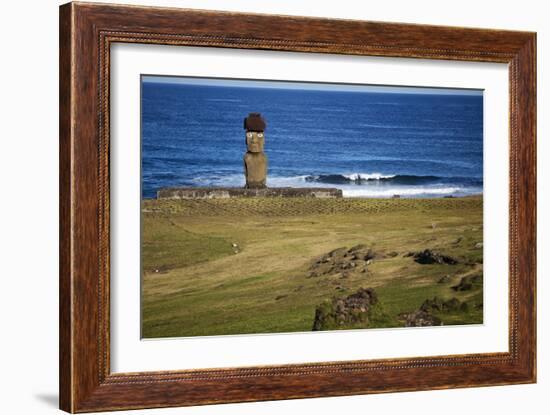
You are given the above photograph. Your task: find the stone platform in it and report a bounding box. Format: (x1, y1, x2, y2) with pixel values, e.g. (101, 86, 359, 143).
(157, 187, 342, 199)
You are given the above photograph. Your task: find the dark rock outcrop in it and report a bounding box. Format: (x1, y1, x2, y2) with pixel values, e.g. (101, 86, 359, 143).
(412, 249, 458, 265)
(312, 288, 378, 331)
(402, 295, 471, 327)
(420, 296, 467, 313)
(403, 310, 442, 327)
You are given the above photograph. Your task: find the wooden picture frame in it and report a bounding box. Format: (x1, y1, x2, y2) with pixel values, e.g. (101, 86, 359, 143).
(59, 2, 536, 412)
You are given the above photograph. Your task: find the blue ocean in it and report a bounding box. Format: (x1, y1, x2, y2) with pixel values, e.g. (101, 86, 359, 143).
(141, 79, 483, 199)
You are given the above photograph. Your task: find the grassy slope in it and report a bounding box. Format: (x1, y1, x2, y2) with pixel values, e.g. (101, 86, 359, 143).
(141, 196, 483, 338)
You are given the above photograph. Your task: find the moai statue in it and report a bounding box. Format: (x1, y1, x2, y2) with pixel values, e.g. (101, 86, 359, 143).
(243, 113, 268, 189)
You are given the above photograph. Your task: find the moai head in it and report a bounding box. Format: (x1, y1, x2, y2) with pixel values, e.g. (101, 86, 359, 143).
(244, 113, 266, 153)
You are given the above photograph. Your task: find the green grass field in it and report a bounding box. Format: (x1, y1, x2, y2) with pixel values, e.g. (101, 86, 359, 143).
(141, 196, 483, 338)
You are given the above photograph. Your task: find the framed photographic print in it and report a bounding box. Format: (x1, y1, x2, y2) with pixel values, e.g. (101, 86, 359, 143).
(59, 2, 536, 412)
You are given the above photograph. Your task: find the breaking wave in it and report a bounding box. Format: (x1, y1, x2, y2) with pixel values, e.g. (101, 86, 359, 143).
(187, 172, 482, 199)
(303, 173, 446, 185)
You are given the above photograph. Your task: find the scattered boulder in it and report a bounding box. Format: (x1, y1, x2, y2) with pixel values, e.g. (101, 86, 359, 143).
(404, 310, 442, 327)
(444, 298, 461, 312)
(350, 244, 375, 259)
(420, 297, 443, 312)
(438, 275, 451, 284)
(308, 245, 376, 279)
(403, 295, 471, 327)
(412, 249, 458, 265)
(328, 247, 348, 258)
(312, 288, 378, 331)
(452, 273, 483, 291)
(474, 242, 483, 249)
(420, 296, 464, 312)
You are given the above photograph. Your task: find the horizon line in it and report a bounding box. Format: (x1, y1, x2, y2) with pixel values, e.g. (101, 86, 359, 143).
(141, 75, 483, 96)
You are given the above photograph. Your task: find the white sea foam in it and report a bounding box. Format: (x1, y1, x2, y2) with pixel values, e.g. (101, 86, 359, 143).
(342, 187, 463, 198)
(341, 172, 396, 181)
(271, 173, 397, 184)
(189, 173, 480, 199)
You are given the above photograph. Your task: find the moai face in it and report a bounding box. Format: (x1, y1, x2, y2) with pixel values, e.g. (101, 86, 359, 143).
(246, 131, 265, 153)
